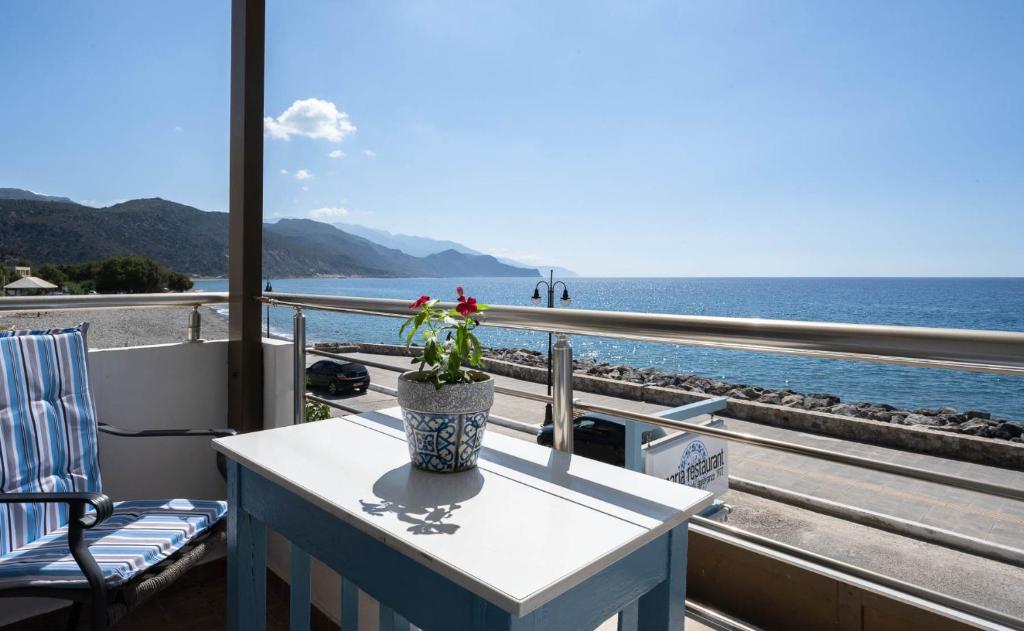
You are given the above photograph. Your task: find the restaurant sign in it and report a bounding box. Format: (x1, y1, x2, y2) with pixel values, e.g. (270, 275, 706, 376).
(644, 431, 729, 498)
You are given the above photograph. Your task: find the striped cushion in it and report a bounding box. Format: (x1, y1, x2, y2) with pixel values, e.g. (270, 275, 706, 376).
(0, 325, 102, 557)
(0, 499, 226, 588)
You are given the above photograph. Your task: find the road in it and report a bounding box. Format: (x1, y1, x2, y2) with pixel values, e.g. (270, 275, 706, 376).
(310, 351, 1024, 620)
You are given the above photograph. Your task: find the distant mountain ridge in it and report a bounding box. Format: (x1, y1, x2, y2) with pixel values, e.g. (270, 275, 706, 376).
(0, 190, 538, 278)
(339, 222, 577, 277)
(0, 188, 74, 204)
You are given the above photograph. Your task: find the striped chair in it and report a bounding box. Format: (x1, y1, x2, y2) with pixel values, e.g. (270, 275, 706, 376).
(0, 325, 233, 630)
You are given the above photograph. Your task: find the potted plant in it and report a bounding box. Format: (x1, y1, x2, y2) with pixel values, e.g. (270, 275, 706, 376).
(397, 286, 493, 473)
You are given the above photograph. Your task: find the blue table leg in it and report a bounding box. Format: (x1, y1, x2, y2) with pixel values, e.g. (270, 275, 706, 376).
(637, 525, 687, 631)
(227, 461, 267, 631)
(341, 577, 359, 630)
(379, 602, 412, 631)
(617, 600, 639, 631)
(290, 543, 311, 630)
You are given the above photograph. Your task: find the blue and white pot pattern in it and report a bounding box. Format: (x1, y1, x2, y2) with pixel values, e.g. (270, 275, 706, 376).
(396, 372, 494, 473)
(401, 409, 489, 472)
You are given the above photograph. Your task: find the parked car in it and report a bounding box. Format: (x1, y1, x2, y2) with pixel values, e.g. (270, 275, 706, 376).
(536, 413, 666, 466)
(306, 359, 370, 395)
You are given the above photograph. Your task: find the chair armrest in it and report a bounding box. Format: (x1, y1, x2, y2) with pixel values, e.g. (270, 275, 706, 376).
(0, 491, 113, 528)
(1, 491, 112, 620)
(98, 423, 238, 439)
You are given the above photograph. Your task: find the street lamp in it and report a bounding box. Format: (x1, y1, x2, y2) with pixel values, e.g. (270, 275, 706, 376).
(264, 279, 273, 338)
(531, 270, 571, 423)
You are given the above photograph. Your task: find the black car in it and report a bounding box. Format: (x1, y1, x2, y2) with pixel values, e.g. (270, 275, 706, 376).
(537, 413, 666, 466)
(306, 359, 370, 395)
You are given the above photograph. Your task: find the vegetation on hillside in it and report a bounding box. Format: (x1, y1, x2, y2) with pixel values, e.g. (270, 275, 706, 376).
(22, 256, 194, 294)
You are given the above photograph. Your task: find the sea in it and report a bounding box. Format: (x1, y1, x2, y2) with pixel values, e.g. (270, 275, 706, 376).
(194, 277, 1024, 420)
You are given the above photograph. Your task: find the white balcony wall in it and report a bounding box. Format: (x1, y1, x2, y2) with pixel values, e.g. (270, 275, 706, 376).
(93, 340, 230, 500)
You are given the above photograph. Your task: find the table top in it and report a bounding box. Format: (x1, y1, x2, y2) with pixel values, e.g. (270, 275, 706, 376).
(213, 407, 712, 616)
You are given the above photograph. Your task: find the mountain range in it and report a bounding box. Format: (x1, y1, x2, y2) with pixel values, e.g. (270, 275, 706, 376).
(338, 223, 577, 277)
(0, 189, 538, 278)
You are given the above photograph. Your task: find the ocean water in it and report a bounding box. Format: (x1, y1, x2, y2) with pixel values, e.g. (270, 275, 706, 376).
(195, 277, 1024, 420)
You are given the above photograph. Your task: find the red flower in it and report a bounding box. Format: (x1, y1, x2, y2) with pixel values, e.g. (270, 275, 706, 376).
(455, 296, 478, 316)
(456, 285, 464, 298)
(409, 295, 430, 309)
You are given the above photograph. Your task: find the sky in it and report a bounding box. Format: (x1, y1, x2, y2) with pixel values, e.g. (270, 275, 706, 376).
(1, 1, 1022, 277)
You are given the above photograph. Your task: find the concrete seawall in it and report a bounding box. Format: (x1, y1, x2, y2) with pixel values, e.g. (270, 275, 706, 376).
(348, 342, 1024, 470)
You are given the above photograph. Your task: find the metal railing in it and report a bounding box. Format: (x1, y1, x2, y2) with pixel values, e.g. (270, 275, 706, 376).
(4, 292, 1022, 627)
(262, 293, 1024, 497)
(263, 292, 1024, 375)
(263, 292, 1024, 629)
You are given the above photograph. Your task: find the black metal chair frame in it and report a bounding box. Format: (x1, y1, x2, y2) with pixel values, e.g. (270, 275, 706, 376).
(0, 423, 236, 631)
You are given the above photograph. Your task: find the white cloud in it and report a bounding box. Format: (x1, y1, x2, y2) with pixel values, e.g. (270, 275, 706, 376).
(173, 125, 184, 133)
(308, 206, 349, 221)
(363, 149, 377, 158)
(302, 186, 310, 191)
(279, 169, 289, 175)
(328, 149, 345, 159)
(294, 169, 313, 180)
(264, 98, 356, 142)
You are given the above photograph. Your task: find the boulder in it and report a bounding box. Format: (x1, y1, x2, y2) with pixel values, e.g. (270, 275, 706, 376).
(964, 410, 991, 420)
(802, 397, 834, 410)
(994, 423, 1023, 439)
(870, 411, 894, 423)
(758, 393, 783, 405)
(904, 413, 944, 427)
(960, 419, 993, 436)
(828, 404, 860, 417)
(809, 394, 841, 406)
(780, 394, 804, 407)
(725, 388, 751, 400)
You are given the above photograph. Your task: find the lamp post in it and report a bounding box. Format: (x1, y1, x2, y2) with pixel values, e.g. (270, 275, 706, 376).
(531, 270, 571, 423)
(264, 279, 273, 338)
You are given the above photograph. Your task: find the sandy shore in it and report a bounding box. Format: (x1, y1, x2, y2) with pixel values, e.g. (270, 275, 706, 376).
(0, 306, 229, 349)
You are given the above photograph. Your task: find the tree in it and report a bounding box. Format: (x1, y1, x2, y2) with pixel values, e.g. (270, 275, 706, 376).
(165, 271, 193, 292)
(36, 263, 68, 288)
(95, 256, 164, 293)
(63, 261, 101, 283)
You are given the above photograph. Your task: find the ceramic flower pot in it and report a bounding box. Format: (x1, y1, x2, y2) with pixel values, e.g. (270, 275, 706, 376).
(396, 372, 494, 473)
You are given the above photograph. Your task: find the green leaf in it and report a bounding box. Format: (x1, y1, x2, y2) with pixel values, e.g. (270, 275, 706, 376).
(468, 332, 483, 365)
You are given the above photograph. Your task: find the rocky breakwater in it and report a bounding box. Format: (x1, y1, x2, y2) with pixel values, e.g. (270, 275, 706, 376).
(483, 348, 1024, 443)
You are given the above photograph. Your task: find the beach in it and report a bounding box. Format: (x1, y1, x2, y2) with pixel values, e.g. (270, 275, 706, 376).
(0, 306, 229, 349)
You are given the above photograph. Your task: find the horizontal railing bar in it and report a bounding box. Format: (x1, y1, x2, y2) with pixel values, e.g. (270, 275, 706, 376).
(305, 393, 363, 416)
(691, 517, 1024, 630)
(305, 348, 554, 404)
(263, 293, 1024, 376)
(0, 292, 229, 311)
(575, 399, 1024, 502)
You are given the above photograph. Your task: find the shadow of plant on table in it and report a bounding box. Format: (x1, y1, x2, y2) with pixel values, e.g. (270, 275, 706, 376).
(360, 464, 485, 535)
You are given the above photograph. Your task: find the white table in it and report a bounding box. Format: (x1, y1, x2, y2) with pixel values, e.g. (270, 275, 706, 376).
(214, 407, 712, 630)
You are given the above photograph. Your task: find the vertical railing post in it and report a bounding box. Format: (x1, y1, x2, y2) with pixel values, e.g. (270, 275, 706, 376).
(290, 305, 312, 628)
(186, 305, 203, 342)
(293, 307, 306, 425)
(551, 333, 574, 453)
